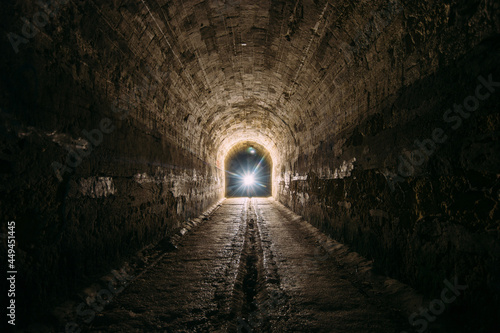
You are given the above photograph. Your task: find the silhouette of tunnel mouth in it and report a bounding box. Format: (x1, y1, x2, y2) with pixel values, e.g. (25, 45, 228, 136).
(224, 142, 272, 197)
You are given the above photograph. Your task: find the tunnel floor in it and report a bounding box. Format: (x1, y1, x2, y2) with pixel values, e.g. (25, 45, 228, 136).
(85, 198, 411, 332)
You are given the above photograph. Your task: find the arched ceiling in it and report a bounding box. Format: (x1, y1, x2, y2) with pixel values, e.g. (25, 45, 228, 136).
(96, 0, 368, 163)
(88, 0, 480, 169)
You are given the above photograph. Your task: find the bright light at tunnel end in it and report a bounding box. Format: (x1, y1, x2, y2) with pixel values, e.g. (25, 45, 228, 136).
(243, 174, 255, 186)
(222, 141, 274, 197)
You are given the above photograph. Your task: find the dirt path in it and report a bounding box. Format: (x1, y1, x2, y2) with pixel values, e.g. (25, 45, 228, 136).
(85, 198, 410, 332)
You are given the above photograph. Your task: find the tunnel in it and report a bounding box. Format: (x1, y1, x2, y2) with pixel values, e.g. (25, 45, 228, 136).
(0, 0, 499, 332)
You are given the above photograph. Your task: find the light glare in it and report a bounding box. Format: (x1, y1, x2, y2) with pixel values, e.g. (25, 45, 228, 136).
(243, 174, 255, 186)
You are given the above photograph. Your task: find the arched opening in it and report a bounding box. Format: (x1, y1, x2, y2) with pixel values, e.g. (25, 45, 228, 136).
(224, 142, 272, 197)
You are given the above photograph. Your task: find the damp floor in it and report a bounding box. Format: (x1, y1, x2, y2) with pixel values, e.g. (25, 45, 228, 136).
(82, 198, 423, 332)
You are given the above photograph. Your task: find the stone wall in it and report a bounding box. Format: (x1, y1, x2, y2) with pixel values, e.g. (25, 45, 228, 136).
(0, 0, 223, 325)
(0, 0, 499, 329)
(277, 2, 500, 330)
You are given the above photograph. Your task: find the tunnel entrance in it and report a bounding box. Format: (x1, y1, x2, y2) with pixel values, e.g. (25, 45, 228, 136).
(225, 142, 272, 197)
